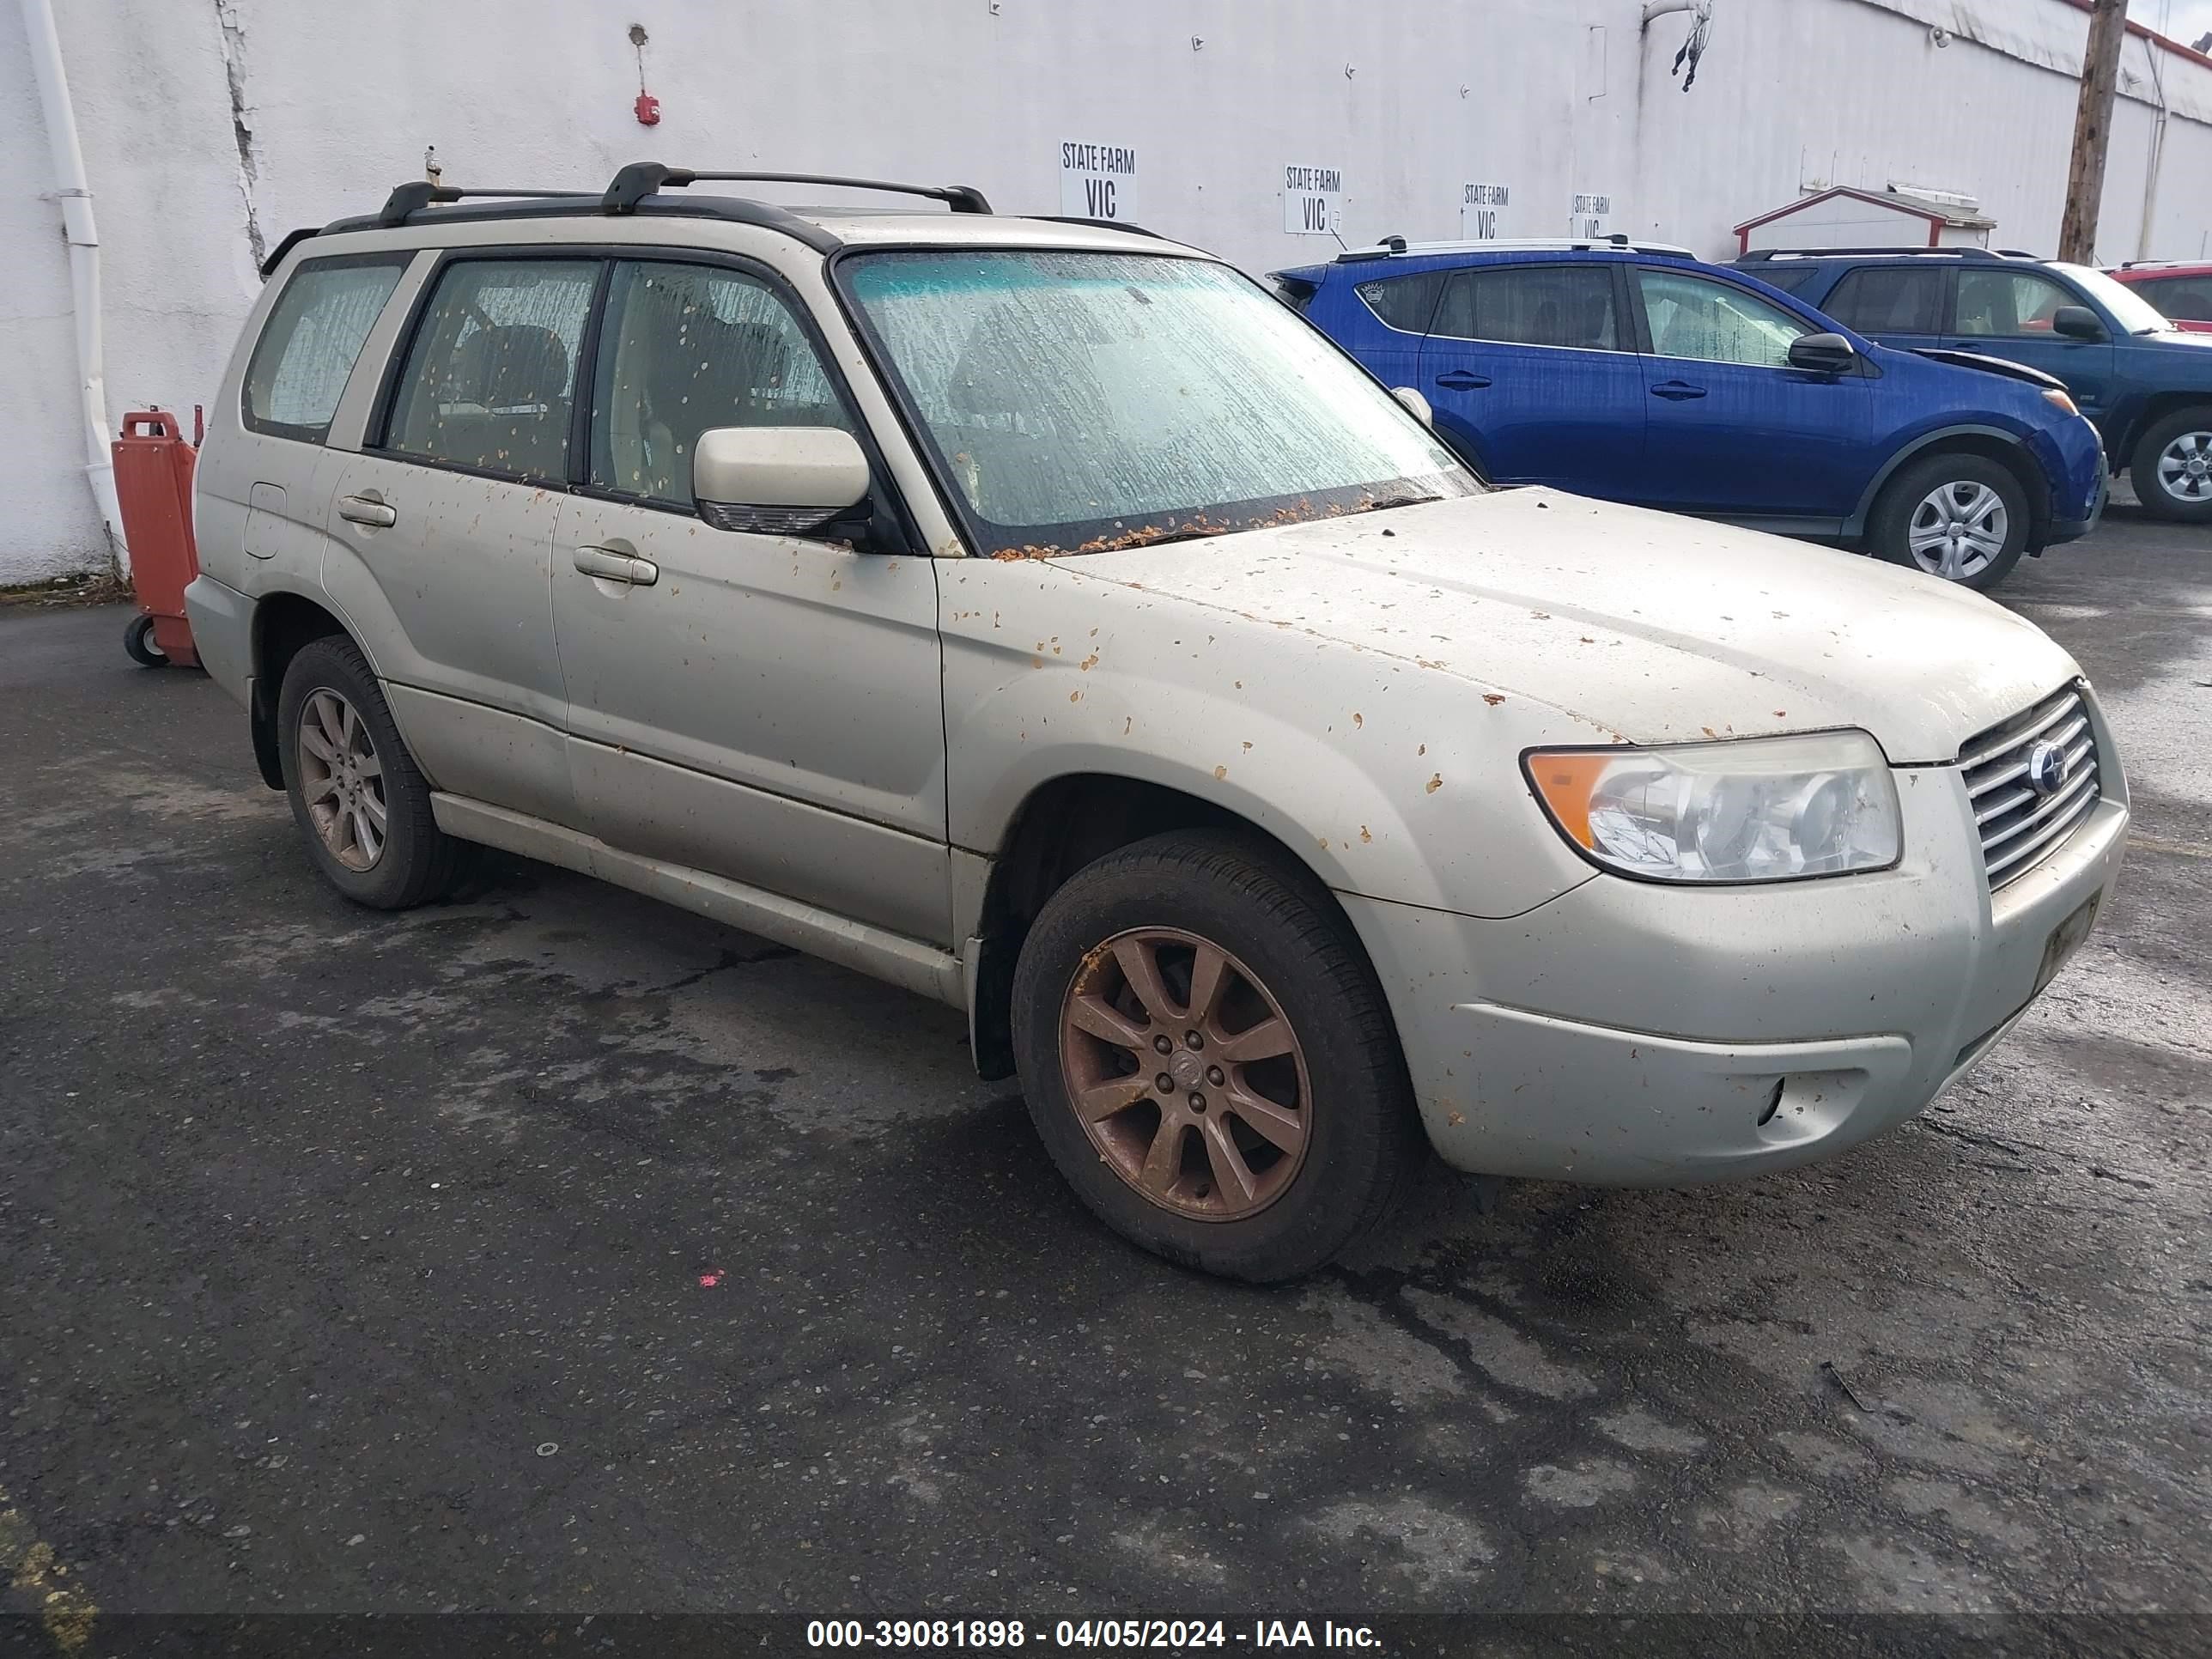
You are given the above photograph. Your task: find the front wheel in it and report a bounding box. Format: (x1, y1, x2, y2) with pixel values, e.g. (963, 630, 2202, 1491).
(1866, 452, 2029, 590)
(2128, 409, 2212, 523)
(1010, 830, 1425, 1282)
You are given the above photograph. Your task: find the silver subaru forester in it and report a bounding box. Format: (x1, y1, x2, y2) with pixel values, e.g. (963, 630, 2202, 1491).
(185, 166, 2126, 1280)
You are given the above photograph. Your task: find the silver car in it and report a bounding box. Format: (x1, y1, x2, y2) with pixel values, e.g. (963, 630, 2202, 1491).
(185, 167, 2127, 1280)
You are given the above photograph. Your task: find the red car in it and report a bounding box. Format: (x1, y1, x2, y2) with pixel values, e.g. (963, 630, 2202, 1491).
(2110, 262, 2212, 334)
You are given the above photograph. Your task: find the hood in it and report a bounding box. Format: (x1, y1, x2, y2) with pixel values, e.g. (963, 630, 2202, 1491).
(1055, 489, 2081, 764)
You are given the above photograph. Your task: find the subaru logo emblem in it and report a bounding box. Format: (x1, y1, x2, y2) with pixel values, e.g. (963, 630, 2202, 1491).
(2025, 739, 2070, 798)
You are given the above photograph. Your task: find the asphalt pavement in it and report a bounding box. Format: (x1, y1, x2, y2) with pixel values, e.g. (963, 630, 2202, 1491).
(1, 506, 2207, 1652)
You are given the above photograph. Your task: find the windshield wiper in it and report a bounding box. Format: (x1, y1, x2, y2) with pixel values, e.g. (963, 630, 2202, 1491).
(1355, 492, 1443, 514)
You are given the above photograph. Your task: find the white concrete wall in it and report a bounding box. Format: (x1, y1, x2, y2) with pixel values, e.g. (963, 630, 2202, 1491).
(6, 0, 2210, 582)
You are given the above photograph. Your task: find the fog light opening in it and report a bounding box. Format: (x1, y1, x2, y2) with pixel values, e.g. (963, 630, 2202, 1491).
(1756, 1079, 1785, 1127)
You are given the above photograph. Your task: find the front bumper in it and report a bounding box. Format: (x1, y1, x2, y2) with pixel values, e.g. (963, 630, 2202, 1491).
(1346, 736, 2129, 1185)
(2048, 466, 2108, 545)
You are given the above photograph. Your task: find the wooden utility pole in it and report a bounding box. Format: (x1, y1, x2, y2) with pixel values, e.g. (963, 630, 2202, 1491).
(2058, 0, 2130, 263)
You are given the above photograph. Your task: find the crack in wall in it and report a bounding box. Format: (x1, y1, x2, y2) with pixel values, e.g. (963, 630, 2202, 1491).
(212, 2, 265, 268)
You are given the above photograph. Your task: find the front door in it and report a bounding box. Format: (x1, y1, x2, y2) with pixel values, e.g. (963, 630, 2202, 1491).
(550, 257, 950, 946)
(1940, 266, 2118, 427)
(321, 254, 599, 825)
(1630, 265, 1870, 527)
(1416, 261, 1646, 493)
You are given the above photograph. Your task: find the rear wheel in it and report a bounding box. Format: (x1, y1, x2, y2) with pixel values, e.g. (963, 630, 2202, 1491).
(123, 613, 167, 667)
(1866, 451, 2028, 590)
(1010, 830, 1425, 1282)
(276, 635, 469, 909)
(2128, 409, 2212, 523)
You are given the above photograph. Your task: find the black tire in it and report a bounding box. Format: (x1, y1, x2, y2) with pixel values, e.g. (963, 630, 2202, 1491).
(1010, 830, 1425, 1283)
(2127, 407, 2212, 523)
(1865, 451, 2029, 590)
(276, 635, 468, 909)
(123, 612, 167, 667)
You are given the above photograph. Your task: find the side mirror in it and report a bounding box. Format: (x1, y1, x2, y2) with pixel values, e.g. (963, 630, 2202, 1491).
(2051, 305, 2106, 341)
(692, 426, 870, 534)
(1391, 386, 1433, 428)
(1787, 331, 1857, 374)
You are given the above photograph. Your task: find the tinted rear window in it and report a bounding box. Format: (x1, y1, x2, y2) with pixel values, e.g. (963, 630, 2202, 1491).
(1823, 266, 1947, 334)
(1353, 271, 1445, 332)
(1432, 265, 1620, 349)
(1744, 264, 1824, 295)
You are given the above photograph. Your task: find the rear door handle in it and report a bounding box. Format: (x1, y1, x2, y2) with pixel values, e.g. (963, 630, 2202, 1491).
(1650, 380, 1708, 401)
(1433, 369, 1492, 390)
(337, 494, 397, 528)
(574, 546, 659, 586)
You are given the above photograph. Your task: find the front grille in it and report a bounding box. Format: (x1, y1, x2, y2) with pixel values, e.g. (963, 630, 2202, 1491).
(1959, 684, 2101, 890)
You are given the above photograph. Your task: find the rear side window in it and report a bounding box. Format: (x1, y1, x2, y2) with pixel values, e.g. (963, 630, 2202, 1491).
(1822, 266, 1946, 334)
(1432, 265, 1620, 350)
(383, 258, 599, 482)
(589, 260, 855, 507)
(2140, 275, 2212, 322)
(1953, 269, 2076, 337)
(241, 256, 410, 443)
(1353, 271, 1446, 333)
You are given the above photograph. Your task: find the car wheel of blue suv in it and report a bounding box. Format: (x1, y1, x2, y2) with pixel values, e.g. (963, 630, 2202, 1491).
(1866, 451, 2029, 591)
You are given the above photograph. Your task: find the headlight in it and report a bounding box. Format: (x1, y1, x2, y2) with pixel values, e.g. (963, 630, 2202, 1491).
(2042, 386, 2080, 417)
(1523, 731, 1901, 883)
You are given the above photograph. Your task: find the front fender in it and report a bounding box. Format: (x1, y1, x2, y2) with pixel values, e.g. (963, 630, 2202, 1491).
(938, 559, 1601, 919)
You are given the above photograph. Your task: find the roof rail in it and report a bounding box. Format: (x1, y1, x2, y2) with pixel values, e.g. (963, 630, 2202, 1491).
(601, 162, 991, 216)
(374, 181, 583, 228)
(1030, 215, 1164, 239)
(1336, 234, 1694, 264)
(1737, 245, 2040, 263)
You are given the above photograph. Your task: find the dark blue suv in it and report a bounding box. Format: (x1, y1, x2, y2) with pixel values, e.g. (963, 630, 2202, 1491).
(1277, 240, 2106, 589)
(1736, 246, 2212, 523)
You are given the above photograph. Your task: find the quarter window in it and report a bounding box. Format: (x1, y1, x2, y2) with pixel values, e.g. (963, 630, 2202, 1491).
(1953, 270, 2077, 337)
(588, 261, 854, 507)
(1821, 266, 1945, 335)
(1636, 269, 1810, 368)
(383, 259, 598, 482)
(241, 256, 410, 443)
(1432, 266, 1620, 350)
(1353, 271, 1446, 333)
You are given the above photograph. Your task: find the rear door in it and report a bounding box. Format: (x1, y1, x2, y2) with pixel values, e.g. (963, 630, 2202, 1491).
(1630, 265, 1871, 526)
(320, 254, 599, 826)
(1816, 264, 1949, 352)
(1940, 266, 2117, 422)
(1342, 269, 1445, 397)
(1417, 261, 1644, 492)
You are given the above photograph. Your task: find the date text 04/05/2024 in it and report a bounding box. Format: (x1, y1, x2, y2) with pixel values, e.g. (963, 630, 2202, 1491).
(805, 1619, 1383, 1650)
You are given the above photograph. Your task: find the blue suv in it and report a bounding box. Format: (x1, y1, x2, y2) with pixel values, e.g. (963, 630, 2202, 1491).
(1277, 240, 2106, 589)
(1736, 246, 2212, 524)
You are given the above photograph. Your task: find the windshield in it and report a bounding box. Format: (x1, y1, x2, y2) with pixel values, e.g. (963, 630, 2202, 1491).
(842, 250, 1477, 557)
(2052, 263, 2172, 335)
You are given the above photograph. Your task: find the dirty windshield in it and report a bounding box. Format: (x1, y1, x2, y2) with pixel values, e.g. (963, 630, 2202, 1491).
(842, 250, 1477, 557)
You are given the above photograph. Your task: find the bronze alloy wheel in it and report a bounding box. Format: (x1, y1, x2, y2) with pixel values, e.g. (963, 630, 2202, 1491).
(296, 688, 387, 872)
(1058, 927, 1313, 1221)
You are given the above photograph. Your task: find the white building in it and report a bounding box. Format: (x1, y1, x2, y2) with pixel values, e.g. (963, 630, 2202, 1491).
(7, 0, 2211, 584)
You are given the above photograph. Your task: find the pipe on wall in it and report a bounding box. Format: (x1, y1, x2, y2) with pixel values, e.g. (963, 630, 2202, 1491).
(18, 0, 126, 571)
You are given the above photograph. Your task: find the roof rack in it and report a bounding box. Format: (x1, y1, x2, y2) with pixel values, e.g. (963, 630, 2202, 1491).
(600, 162, 990, 216)
(374, 181, 585, 228)
(1335, 233, 1694, 264)
(1737, 246, 2045, 262)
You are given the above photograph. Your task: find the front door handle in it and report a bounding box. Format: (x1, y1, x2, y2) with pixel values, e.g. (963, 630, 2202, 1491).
(573, 546, 659, 586)
(337, 493, 398, 528)
(1433, 369, 1492, 390)
(1650, 380, 1708, 401)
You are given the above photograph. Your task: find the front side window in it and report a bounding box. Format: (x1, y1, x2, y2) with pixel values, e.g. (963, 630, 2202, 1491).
(383, 259, 598, 481)
(1953, 269, 2080, 337)
(590, 261, 855, 507)
(1822, 266, 1945, 335)
(842, 251, 1474, 556)
(2142, 276, 2212, 323)
(2049, 262, 2175, 334)
(1354, 271, 1446, 333)
(1432, 265, 1620, 350)
(1637, 269, 1811, 368)
(241, 256, 410, 442)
